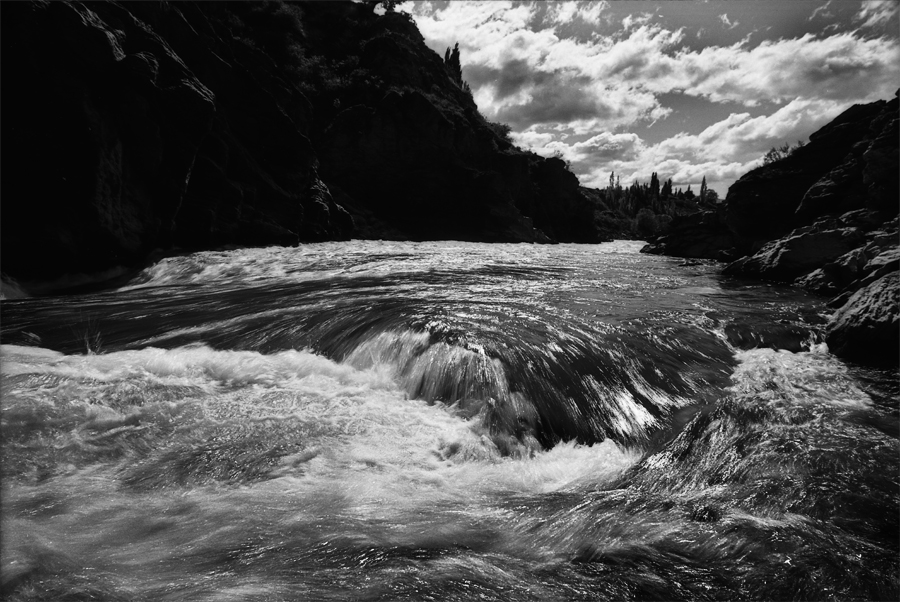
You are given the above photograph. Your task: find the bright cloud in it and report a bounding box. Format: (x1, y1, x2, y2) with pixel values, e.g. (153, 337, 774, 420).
(668, 32, 899, 105)
(518, 98, 846, 193)
(408, 0, 900, 194)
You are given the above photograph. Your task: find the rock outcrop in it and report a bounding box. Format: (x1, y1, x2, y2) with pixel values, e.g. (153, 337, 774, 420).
(726, 100, 891, 250)
(1, 1, 602, 288)
(723, 223, 865, 282)
(643, 93, 898, 367)
(824, 272, 899, 367)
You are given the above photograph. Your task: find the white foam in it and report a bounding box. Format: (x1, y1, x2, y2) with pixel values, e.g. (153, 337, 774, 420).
(117, 240, 655, 292)
(1, 343, 638, 508)
(730, 347, 872, 409)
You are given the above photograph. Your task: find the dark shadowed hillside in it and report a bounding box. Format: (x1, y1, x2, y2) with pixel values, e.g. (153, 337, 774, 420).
(1, 1, 602, 286)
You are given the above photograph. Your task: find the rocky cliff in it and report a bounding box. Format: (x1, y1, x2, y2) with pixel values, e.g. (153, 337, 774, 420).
(643, 94, 899, 366)
(1, 1, 600, 287)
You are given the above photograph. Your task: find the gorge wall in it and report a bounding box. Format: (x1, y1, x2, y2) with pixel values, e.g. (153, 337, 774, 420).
(643, 94, 899, 366)
(1, 1, 599, 286)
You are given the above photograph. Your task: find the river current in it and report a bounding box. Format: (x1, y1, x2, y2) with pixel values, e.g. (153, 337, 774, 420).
(1, 240, 897, 601)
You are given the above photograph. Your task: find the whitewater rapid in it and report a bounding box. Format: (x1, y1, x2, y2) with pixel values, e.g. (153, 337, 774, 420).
(2, 240, 896, 601)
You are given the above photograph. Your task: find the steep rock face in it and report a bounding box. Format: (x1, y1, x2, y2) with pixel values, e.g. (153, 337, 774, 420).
(1, 1, 215, 280)
(528, 158, 598, 242)
(1, 1, 354, 283)
(2, 1, 604, 286)
(824, 272, 899, 367)
(131, 2, 354, 248)
(315, 6, 598, 243)
(321, 88, 538, 242)
(725, 100, 888, 250)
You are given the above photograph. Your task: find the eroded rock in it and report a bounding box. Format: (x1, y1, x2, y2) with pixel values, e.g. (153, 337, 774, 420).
(723, 227, 864, 282)
(824, 272, 899, 366)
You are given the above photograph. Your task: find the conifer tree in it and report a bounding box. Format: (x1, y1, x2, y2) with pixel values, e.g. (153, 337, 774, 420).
(661, 178, 672, 199)
(700, 176, 708, 202)
(444, 43, 463, 85)
(650, 172, 660, 200)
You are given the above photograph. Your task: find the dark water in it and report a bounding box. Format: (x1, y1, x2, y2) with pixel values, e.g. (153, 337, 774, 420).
(1, 241, 897, 601)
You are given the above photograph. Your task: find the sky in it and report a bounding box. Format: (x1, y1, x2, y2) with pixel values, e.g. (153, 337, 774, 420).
(394, 0, 900, 195)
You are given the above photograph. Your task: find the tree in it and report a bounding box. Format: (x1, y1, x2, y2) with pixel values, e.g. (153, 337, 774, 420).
(700, 176, 708, 202)
(661, 178, 672, 199)
(650, 172, 660, 200)
(487, 121, 513, 143)
(763, 139, 806, 165)
(636, 208, 659, 237)
(763, 143, 790, 164)
(444, 42, 463, 85)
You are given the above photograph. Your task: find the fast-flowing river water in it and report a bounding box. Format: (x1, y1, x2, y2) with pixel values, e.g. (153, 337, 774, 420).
(1, 240, 897, 601)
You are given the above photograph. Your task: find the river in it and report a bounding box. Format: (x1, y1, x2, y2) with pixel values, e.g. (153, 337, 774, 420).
(1, 240, 897, 601)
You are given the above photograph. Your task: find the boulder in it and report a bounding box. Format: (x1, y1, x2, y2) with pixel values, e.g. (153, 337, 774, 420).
(858, 247, 900, 288)
(796, 247, 868, 296)
(825, 272, 899, 367)
(723, 227, 864, 282)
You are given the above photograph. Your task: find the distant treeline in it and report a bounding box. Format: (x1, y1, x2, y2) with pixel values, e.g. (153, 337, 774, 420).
(583, 172, 718, 239)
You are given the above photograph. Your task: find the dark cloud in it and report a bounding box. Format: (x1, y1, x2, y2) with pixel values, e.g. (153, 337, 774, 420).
(468, 62, 605, 128)
(464, 58, 608, 129)
(496, 80, 607, 128)
(464, 59, 556, 100)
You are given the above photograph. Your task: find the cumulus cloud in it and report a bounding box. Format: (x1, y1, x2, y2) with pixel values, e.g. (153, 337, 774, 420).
(518, 98, 845, 194)
(667, 32, 900, 105)
(409, 1, 899, 192)
(492, 72, 603, 127)
(470, 58, 670, 131)
(416, 2, 898, 122)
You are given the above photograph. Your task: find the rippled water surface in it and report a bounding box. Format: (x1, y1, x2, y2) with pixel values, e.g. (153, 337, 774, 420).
(1, 241, 897, 601)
